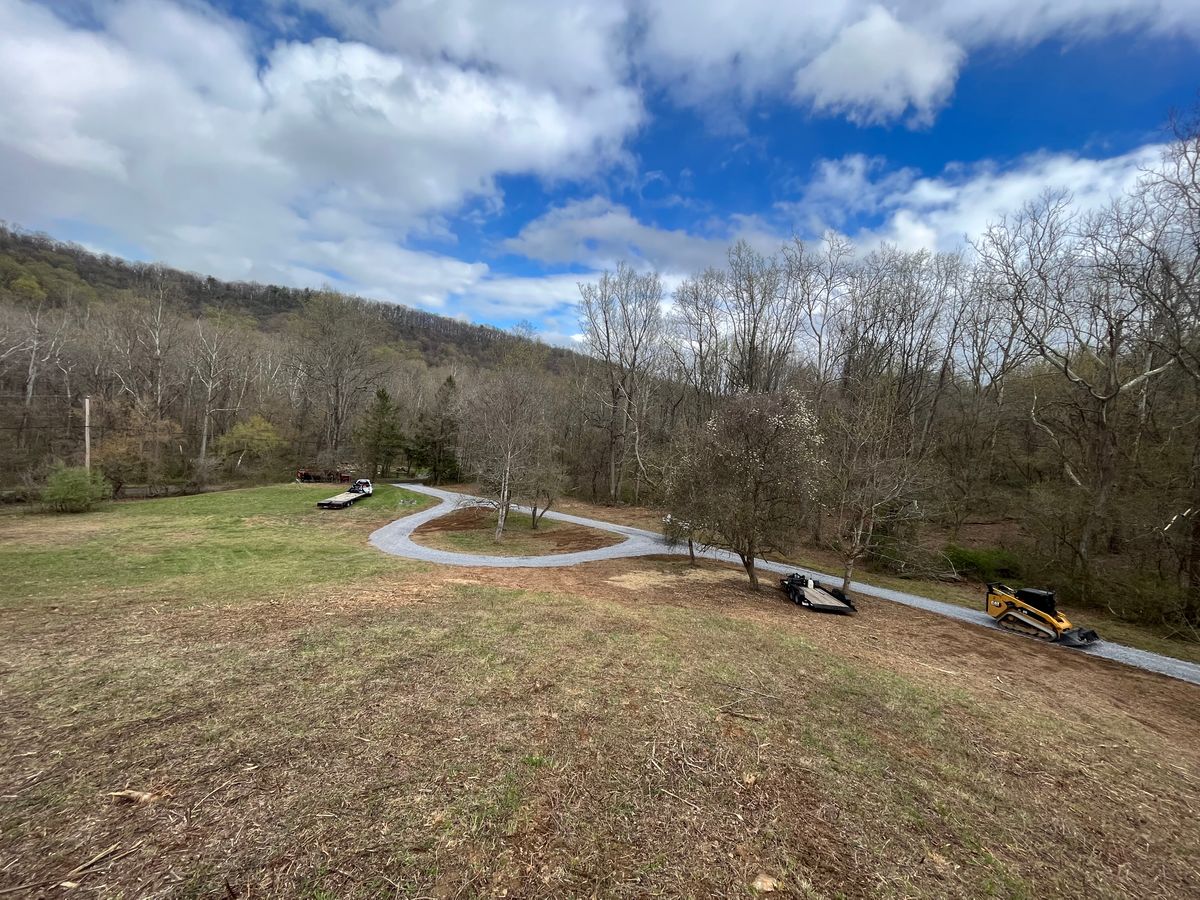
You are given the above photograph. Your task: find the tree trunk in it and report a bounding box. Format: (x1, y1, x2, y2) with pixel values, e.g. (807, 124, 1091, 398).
(19, 333, 40, 448)
(198, 381, 213, 468)
(841, 556, 855, 595)
(495, 459, 512, 540)
(687, 537, 696, 566)
(740, 552, 759, 591)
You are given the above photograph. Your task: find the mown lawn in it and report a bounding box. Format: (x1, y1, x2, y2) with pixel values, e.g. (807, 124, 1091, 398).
(411, 506, 624, 557)
(0, 483, 433, 608)
(1, 486, 1198, 898)
(446, 486, 1200, 664)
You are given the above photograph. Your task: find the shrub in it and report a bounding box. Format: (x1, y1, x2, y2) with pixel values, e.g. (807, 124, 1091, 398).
(42, 465, 111, 513)
(944, 544, 1023, 583)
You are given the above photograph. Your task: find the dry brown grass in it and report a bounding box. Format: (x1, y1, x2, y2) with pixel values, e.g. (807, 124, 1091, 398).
(2, 491, 1199, 898)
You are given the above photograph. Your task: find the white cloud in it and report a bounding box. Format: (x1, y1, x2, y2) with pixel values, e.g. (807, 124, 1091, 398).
(503, 197, 726, 273)
(0, 0, 640, 311)
(502, 196, 785, 275)
(634, 0, 1199, 124)
(793, 7, 964, 126)
(1, 0, 1196, 340)
(793, 155, 919, 227)
(839, 145, 1164, 251)
(258, 37, 640, 222)
(767, 144, 1166, 255)
(506, 145, 1166, 278)
(295, 1, 1200, 128)
(931, 0, 1200, 46)
(322, 0, 631, 100)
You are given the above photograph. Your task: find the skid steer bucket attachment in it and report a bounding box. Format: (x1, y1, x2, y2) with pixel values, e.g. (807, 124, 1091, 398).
(1059, 627, 1100, 648)
(780, 574, 856, 614)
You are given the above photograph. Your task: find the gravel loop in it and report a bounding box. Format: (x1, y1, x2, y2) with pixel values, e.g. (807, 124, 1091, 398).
(372, 485, 1200, 686)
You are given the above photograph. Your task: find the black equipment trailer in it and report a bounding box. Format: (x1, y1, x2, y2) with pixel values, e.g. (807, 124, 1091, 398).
(780, 573, 856, 614)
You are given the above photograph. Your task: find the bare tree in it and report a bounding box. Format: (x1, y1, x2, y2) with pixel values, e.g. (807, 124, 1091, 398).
(937, 272, 1027, 537)
(1123, 121, 1200, 623)
(978, 192, 1175, 593)
(578, 262, 663, 501)
(458, 365, 545, 539)
(0, 303, 31, 377)
(292, 292, 383, 463)
(789, 232, 855, 410)
(720, 240, 801, 394)
(15, 297, 66, 447)
(667, 268, 726, 426)
(822, 380, 927, 592)
(190, 313, 250, 470)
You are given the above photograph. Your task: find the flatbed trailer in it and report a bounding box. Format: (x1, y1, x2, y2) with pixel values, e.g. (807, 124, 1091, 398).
(317, 490, 364, 509)
(780, 573, 856, 614)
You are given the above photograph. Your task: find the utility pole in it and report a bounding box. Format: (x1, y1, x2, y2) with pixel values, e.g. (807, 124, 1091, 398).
(84, 395, 91, 472)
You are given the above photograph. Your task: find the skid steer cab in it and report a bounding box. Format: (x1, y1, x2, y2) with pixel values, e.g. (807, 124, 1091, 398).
(985, 583, 1100, 648)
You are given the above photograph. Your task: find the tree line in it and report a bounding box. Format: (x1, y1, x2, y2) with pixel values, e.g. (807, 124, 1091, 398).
(480, 119, 1199, 630)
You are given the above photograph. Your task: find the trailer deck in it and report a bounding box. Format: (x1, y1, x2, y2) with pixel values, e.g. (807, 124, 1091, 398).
(780, 573, 856, 614)
(317, 491, 364, 509)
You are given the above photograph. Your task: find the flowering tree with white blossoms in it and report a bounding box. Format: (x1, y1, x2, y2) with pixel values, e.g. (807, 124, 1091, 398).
(665, 390, 824, 590)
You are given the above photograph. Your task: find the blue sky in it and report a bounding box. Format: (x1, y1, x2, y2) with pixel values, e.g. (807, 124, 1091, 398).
(0, 1, 1197, 343)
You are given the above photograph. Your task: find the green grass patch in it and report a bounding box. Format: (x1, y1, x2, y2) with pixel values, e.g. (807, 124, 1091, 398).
(0, 482, 433, 608)
(412, 507, 624, 557)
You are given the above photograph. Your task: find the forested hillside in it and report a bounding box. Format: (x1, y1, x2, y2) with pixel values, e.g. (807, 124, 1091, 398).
(0, 223, 579, 493)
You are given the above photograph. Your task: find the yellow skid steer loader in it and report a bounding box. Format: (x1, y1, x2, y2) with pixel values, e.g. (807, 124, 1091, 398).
(985, 583, 1100, 648)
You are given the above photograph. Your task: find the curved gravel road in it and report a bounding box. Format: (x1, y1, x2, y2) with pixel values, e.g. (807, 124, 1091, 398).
(371, 484, 1200, 687)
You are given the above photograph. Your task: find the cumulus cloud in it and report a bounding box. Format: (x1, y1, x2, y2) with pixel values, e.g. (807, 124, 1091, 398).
(793, 7, 964, 126)
(308, 0, 632, 100)
(822, 145, 1165, 251)
(0, 0, 639, 310)
(506, 145, 1165, 279)
(294, 0, 1200, 127)
(633, 0, 1198, 124)
(502, 196, 786, 276)
(503, 197, 728, 273)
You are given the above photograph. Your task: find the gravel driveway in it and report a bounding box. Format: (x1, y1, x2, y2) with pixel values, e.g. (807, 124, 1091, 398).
(371, 484, 1200, 686)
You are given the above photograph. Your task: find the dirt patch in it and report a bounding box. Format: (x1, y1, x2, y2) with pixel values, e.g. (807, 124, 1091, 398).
(0, 513, 132, 547)
(607, 565, 741, 591)
(412, 505, 624, 555)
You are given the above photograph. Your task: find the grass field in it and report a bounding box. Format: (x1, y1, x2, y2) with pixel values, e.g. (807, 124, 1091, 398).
(498, 490, 1200, 666)
(766, 545, 1200, 666)
(2, 485, 1199, 898)
(411, 505, 625, 556)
